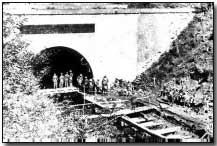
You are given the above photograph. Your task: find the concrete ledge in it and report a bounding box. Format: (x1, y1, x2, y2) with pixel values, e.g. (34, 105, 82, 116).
(5, 5, 195, 15)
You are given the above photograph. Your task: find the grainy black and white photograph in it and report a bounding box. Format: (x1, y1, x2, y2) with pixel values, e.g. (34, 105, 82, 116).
(2, 2, 214, 143)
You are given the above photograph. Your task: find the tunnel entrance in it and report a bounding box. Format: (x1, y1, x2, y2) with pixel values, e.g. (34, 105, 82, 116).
(32, 46, 93, 89)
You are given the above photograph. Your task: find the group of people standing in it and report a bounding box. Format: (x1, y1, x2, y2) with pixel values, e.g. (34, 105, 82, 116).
(76, 74, 109, 95)
(112, 78, 134, 96)
(52, 70, 74, 89)
(52, 71, 109, 95)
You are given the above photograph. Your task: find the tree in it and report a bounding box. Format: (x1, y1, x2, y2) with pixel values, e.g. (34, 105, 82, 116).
(3, 12, 38, 95)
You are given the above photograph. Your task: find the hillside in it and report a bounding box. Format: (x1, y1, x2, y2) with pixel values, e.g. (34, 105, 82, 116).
(133, 4, 213, 135)
(133, 4, 213, 133)
(134, 5, 213, 91)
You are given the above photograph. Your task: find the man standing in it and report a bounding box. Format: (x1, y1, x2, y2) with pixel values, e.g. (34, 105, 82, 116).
(89, 78, 95, 95)
(59, 73, 64, 88)
(53, 73, 58, 89)
(127, 81, 133, 96)
(77, 74, 83, 90)
(64, 72, 69, 87)
(102, 75, 109, 95)
(129, 92, 137, 110)
(69, 70, 73, 87)
(95, 79, 100, 94)
(84, 76, 89, 93)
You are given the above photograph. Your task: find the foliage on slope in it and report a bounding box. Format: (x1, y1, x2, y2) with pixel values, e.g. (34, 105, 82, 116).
(133, 5, 213, 134)
(3, 10, 62, 141)
(3, 13, 39, 95)
(3, 93, 65, 141)
(133, 4, 213, 91)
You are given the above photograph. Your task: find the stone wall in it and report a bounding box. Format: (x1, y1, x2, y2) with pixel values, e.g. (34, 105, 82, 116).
(5, 3, 195, 83)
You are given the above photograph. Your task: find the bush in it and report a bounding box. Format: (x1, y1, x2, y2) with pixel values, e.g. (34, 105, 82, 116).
(3, 12, 39, 95)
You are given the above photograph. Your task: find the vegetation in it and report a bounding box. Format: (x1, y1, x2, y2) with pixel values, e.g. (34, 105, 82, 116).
(133, 3, 213, 134)
(3, 11, 47, 141)
(3, 8, 121, 141)
(3, 3, 213, 141)
(134, 4, 213, 91)
(3, 13, 39, 95)
(3, 93, 64, 141)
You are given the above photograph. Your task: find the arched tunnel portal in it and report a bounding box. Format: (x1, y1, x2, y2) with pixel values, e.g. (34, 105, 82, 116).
(32, 46, 93, 89)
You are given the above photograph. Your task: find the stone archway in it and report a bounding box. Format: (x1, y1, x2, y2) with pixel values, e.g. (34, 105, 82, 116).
(32, 46, 93, 89)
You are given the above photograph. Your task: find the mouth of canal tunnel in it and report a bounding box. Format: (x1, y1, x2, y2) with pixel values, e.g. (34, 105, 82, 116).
(32, 46, 93, 89)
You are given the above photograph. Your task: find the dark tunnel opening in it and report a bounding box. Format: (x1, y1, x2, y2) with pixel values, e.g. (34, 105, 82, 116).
(32, 46, 93, 89)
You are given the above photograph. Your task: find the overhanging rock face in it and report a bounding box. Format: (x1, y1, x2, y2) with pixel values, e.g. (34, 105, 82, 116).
(6, 3, 195, 82)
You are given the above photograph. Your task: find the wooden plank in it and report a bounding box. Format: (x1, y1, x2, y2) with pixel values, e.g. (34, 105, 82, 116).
(140, 115, 156, 122)
(138, 121, 156, 127)
(114, 106, 156, 116)
(140, 121, 164, 127)
(183, 135, 194, 139)
(166, 134, 183, 139)
(130, 117, 147, 123)
(153, 126, 181, 135)
(121, 116, 166, 139)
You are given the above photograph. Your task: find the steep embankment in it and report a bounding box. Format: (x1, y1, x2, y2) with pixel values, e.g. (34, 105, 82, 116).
(133, 5, 213, 136)
(134, 7, 213, 92)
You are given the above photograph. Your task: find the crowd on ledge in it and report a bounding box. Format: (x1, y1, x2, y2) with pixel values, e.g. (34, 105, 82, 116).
(52, 71, 213, 115)
(52, 70, 109, 95)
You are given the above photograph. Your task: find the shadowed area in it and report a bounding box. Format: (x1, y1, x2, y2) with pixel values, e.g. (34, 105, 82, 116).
(32, 46, 93, 89)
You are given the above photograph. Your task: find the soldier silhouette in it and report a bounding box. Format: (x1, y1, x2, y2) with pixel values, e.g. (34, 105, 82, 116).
(69, 70, 73, 87)
(59, 73, 64, 88)
(53, 73, 58, 89)
(84, 76, 89, 93)
(102, 75, 109, 95)
(95, 79, 100, 94)
(64, 72, 69, 87)
(77, 74, 83, 91)
(89, 78, 95, 95)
